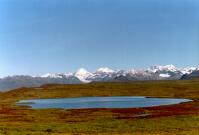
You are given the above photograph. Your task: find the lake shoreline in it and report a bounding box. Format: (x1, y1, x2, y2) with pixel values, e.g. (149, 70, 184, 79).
(0, 80, 199, 134)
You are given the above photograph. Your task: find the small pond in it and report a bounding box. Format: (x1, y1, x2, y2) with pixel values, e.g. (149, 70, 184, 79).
(16, 96, 192, 109)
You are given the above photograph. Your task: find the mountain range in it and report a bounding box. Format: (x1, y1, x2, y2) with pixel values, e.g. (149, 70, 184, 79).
(0, 65, 198, 91)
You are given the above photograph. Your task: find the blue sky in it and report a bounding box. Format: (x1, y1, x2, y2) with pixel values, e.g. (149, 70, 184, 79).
(0, 0, 199, 76)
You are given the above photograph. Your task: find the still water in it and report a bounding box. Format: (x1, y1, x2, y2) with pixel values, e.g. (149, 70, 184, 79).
(17, 96, 191, 109)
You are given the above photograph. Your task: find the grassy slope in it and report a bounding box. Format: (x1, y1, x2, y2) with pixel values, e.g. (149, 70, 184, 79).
(0, 80, 198, 135)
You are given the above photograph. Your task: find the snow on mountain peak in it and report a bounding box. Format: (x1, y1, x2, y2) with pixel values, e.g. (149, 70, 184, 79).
(41, 73, 51, 78)
(159, 73, 171, 78)
(41, 73, 63, 78)
(149, 64, 177, 73)
(163, 64, 176, 69)
(74, 68, 93, 83)
(96, 67, 115, 73)
(64, 73, 73, 77)
(76, 68, 90, 74)
(179, 67, 197, 74)
(9, 65, 199, 84)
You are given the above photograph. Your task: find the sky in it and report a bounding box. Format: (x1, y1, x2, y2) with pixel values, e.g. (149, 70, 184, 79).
(0, 0, 199, 77)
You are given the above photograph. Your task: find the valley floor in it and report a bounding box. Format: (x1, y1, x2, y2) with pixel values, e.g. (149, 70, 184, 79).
(0, 80, 199, 135)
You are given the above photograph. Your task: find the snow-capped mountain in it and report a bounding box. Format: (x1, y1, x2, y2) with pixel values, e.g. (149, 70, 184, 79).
(41, 73, 74, 78)
(96, 67, 115, 74)
(74, 68, 93, 82)
(0, 65, 198, 91)
(86, 67, 116, 82)
(41, 73, 64, 78)
(148, 64, 177, 73)
(179, 67, 197, 75)
(181, 67, 199, 80)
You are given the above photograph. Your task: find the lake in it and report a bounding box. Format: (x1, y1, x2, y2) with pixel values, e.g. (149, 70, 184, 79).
(17, 96, 192, 109)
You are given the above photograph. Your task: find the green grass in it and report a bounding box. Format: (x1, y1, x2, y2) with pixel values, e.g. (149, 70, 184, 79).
(0, 80, 198, 134)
